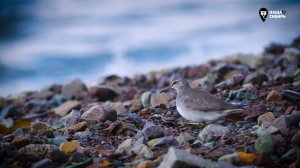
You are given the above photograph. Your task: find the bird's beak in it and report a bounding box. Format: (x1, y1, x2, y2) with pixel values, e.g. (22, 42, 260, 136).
(160, 86, 171, 93)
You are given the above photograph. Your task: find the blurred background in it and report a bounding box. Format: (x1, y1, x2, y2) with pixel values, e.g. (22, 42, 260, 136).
(0, 0, 299, 96)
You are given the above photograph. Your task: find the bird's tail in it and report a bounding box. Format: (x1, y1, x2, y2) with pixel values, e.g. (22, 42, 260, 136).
(224, 108, 246, 115)
(224, 108, 247, 121)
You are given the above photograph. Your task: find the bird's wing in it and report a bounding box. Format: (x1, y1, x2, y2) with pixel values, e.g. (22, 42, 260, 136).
(178, 89, 235, 112)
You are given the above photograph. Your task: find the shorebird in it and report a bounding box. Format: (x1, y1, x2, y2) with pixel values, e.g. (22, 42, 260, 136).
(161, 79, 244, 122)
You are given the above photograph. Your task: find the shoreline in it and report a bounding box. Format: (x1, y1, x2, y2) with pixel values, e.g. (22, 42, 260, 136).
(0, 51, 262, 98)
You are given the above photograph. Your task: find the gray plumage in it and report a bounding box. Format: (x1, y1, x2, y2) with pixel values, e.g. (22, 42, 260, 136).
(176, 87, 236, 112)
(166, 79, 243, 122)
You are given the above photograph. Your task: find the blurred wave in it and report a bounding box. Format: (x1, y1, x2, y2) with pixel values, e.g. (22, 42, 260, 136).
(0, 0, 299, 96)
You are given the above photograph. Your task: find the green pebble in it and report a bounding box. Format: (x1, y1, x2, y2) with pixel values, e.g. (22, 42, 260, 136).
(229, 91, 257, 100)
(141, 92, 152, 108)
(47, 136, 67, 146)
(255, 127, 275, 154)
(281, 149, 295, 159)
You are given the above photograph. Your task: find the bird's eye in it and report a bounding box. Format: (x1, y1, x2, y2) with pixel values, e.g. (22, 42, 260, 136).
(171, 81, 178, 86)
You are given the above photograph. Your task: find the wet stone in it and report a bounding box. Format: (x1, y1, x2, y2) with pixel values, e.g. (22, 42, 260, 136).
(81, 105, 117, 122)
(47, 136, 67, 146)
(30, 122, 54, 135)
(148, 136, 178, 147)
(52, 100, 81, 117)
(131, 144, 153, 159)
(34, 89, 54, 100)
(142, 125, 165, 140)
(176, 132, 195, 145)
(133, 137, 147, 148)
(18, 144, 58, 160)
(59, 140, 80, 155)
(51, 120, 66, 129)
(61, 79, 85, 98)
(198, 124, 229, 142)
(68, 121, 87, 132)
(48, 94, 66, 107)
(12, 136, 30, 148)
(273, 116, 289, 134)
(158, 147, 218, 168)
(62, 109, 81, 127)
(12, 129, 25, 137)
(257, 112, 275, 125)
(246, 103, 267, 116)
(74, 131, 92, 140)
(125, 112, 143, 124)
(116, 138, 132, 154)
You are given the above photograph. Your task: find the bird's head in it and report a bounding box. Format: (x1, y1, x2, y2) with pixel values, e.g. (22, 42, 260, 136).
(160, 79, 189, 93)
(170, 79, 189, 90)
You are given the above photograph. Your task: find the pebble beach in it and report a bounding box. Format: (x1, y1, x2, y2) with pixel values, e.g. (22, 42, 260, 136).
(1, 37, 300, 168)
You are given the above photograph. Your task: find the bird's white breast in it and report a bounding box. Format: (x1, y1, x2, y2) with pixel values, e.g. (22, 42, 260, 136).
(176, 104, 226, 122)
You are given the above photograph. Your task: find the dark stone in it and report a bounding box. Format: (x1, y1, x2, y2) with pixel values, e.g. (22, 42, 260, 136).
(286, 111, 300, 126)
(12, 136, 30, 148)
(244, 72, 268, 85)
(126, 112, 143, 124)
(90, 85, 117, 101)
(211, 63, 249, 83)
(32, 158, 54, 168)
(142, 125, 164, 140)
(282, 90, 300, 102)
(291, 130, 300, 148)
(18, 144, 58, 161)
(264, 43, 285, 55)
(273, 116, 289, 135)
(291, 130, 300, 167)
(50, 150, 69, 163)
(70, 152, 89, 163)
